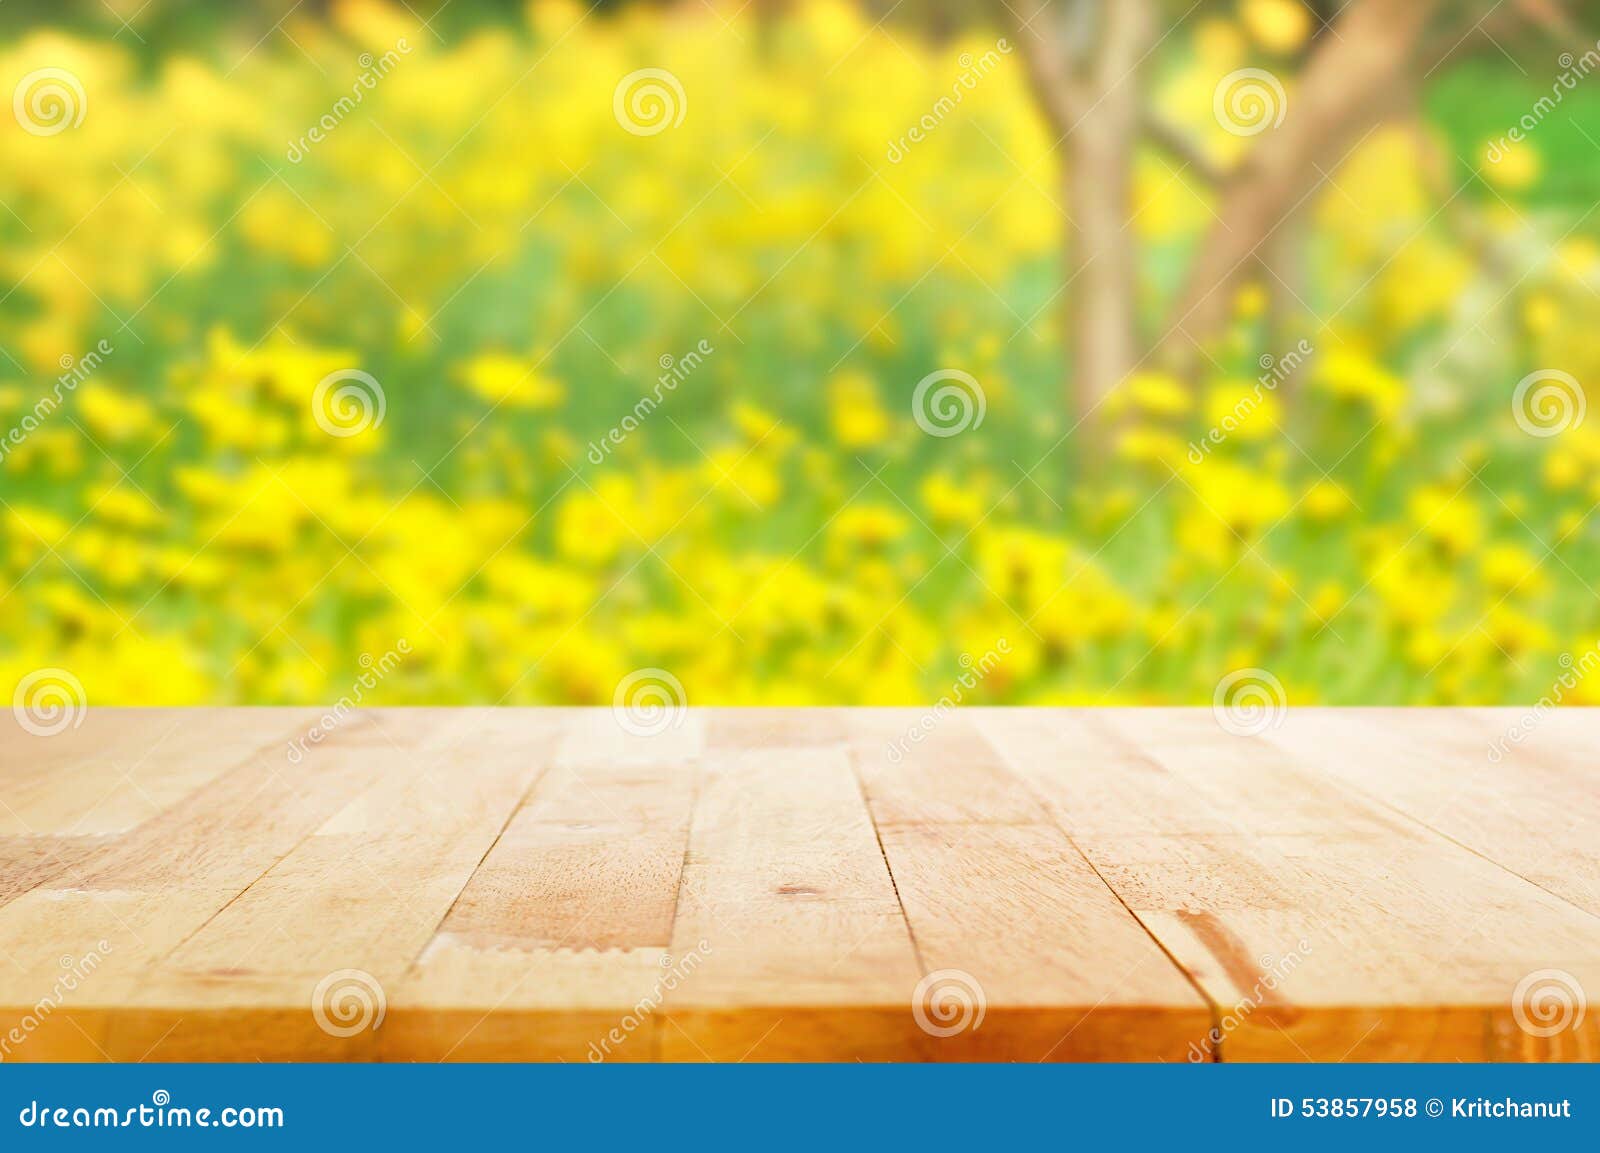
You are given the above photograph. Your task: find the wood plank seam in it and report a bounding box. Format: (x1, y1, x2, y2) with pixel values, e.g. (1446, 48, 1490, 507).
(6, 709, 1598, 1062)
(1263, 721, 1600, 929)
(396, 758, 556, 984)
(1255, 718, 1600, 1062)
(0, 712, 320, 925)
(971, 714, 1227, 1061)
(134, 734, 393, 973)
(655, 759, 705, 1062)
(846, 748, 929, 978)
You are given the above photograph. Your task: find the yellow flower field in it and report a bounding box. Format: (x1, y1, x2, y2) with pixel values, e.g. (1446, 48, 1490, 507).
(2, 0, 1598, 708)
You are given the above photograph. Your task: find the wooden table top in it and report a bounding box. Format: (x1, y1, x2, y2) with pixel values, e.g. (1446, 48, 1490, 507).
(1, 708, 1596, 1062)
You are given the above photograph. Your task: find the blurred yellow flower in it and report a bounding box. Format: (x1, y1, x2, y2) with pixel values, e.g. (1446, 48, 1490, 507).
(1113, 372, 1192, 419)
(1313, 348, 1405, 419)
(1303, 480, 1353, 522)
(77, 384, 158, 444)
(920, 472, 986, 527)
(1480, 543, 1546, 596)
(1407, 485, 1481, 559)
(1484, 138, 1541, 190)
(0, 3, 1585, 712)
(1242, 0, 1312, 53)
(828, 370, 892, 449)
(457, 353, 566, 409)
(830, 504, 910, 551)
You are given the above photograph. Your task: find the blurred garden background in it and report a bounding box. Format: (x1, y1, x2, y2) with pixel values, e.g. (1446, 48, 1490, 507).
(2, 0, 1599, 707)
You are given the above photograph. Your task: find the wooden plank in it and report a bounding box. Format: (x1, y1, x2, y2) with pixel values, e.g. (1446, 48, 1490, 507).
(706, 708, 848, 751)
(847, 712, 1041, 826)
(0, 710, 315, 836)
(112, 709, 561, 1061)
(389, 725, 699, 1061)
(1269, 707, 1600, 917)
(434, 761, 694, 953)
(0, 709, 389, 1061)
(2, 708, 1596, 1062)
(0, 888, 229, 1062)
(848, 711, 1210, 1059)
(975, 709, 1600, 1061)
(0, 835, 112, 908)
(659, 744, 924, 1061)
(73, 711, 389, 891)
(386, 945, 680, 1063)
(876, 822, 1212, 1060)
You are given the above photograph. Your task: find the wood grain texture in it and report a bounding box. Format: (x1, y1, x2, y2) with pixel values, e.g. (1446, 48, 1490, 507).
(848, 712, 1211, 1060)
(1, 707, 1596, 1062)
(975, 708, 1600, 1062)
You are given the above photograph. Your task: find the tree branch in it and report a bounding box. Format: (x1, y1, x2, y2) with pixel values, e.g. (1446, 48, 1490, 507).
(1159, 0, 1445, 363)
(1143, 113, 1225, 184)
(995, 0, 1087, 137)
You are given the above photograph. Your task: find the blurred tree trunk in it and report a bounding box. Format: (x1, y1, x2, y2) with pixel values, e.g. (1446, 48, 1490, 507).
(1160, 0, 1443, 366)
(1007, 0, 1154, 415)
(1004, 0, 1452, 417)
